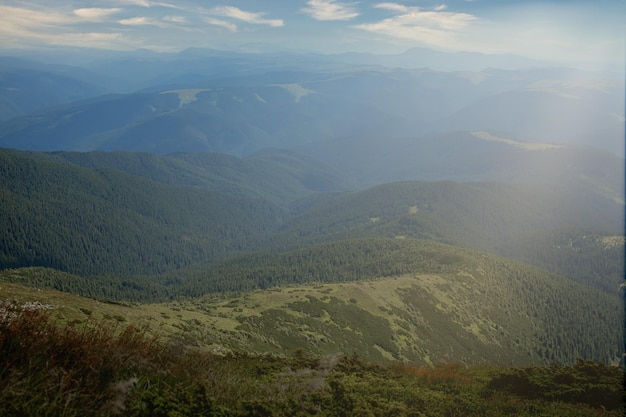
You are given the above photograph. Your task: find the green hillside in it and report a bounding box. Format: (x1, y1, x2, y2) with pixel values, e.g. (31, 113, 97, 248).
(269, 181, 623, 292)
(275, 181, 622, 246)
(51, 148, 347, 204)
(300, 131, 625, 195)
(2, 237, 622, 366)
(0, 148, 622, 295)
(0, 148, 284, 276)
(2, 293, 623, 416)
(499, 228, 624, 294)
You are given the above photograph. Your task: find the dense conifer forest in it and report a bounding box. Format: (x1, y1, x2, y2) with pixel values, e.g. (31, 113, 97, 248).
(1, 148, 622, 294)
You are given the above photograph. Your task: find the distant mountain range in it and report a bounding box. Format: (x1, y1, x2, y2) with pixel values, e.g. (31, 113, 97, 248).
(0, 51, 622, 156)
(1, 45, 552, 92)
(0, 57, 107, 121)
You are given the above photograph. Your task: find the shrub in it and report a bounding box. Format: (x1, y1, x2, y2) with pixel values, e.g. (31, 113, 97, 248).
(487, 359, 624, 410)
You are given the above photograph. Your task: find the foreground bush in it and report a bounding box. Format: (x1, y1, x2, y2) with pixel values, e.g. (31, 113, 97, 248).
(487, 359, 624, 409)
(1, 300, 623, 416)
(0, 299, 166, 415)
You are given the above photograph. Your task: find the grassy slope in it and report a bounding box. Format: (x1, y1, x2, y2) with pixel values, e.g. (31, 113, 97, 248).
(2, 239, 621, 367)
(2, 300, 623, 416)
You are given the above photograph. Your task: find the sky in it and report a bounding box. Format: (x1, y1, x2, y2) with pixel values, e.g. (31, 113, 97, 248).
(0, 1, 624, 68)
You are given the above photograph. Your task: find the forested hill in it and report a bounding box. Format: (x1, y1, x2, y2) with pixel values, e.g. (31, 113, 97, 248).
(7, 147, 347, 204)
(271, 180, 622, 247)
(298, 131, 625, 195)
(2, 238, 623, 365)
(0, 148, 285, 275)
(265, 181, 624, 293)
(0, 147, 622, 295)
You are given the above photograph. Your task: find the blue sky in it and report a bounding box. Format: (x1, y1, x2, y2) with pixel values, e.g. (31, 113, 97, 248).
(1, 1, 624, 67)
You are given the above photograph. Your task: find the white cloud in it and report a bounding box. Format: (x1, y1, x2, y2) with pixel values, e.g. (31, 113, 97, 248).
(355, 3, 477, 49)
(50, 32, 130, 48)
(118, 16, 154, 26)
(374, 3, 410, 13)
(163, 15, 187, 24)
(205, 17, 238, 32)
(67, 31, 154, 50)
(73, 8, 121, 21)
(111, 0, 179, 8)
(0, 5, 142, 50)
(118, 15, 192, 29)
(112, 0, 151, 6)
(211, 6, 283, 27)
(0, 6, 73, 28)
(302, 0, 359, 21)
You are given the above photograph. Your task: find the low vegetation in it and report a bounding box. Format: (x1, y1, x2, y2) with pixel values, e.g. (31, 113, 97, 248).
(0, 301, 622, 416)
(1, 254, 622, 367)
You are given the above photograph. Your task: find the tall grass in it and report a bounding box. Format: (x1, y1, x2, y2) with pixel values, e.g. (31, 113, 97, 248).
(0, 299, 166, 416)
